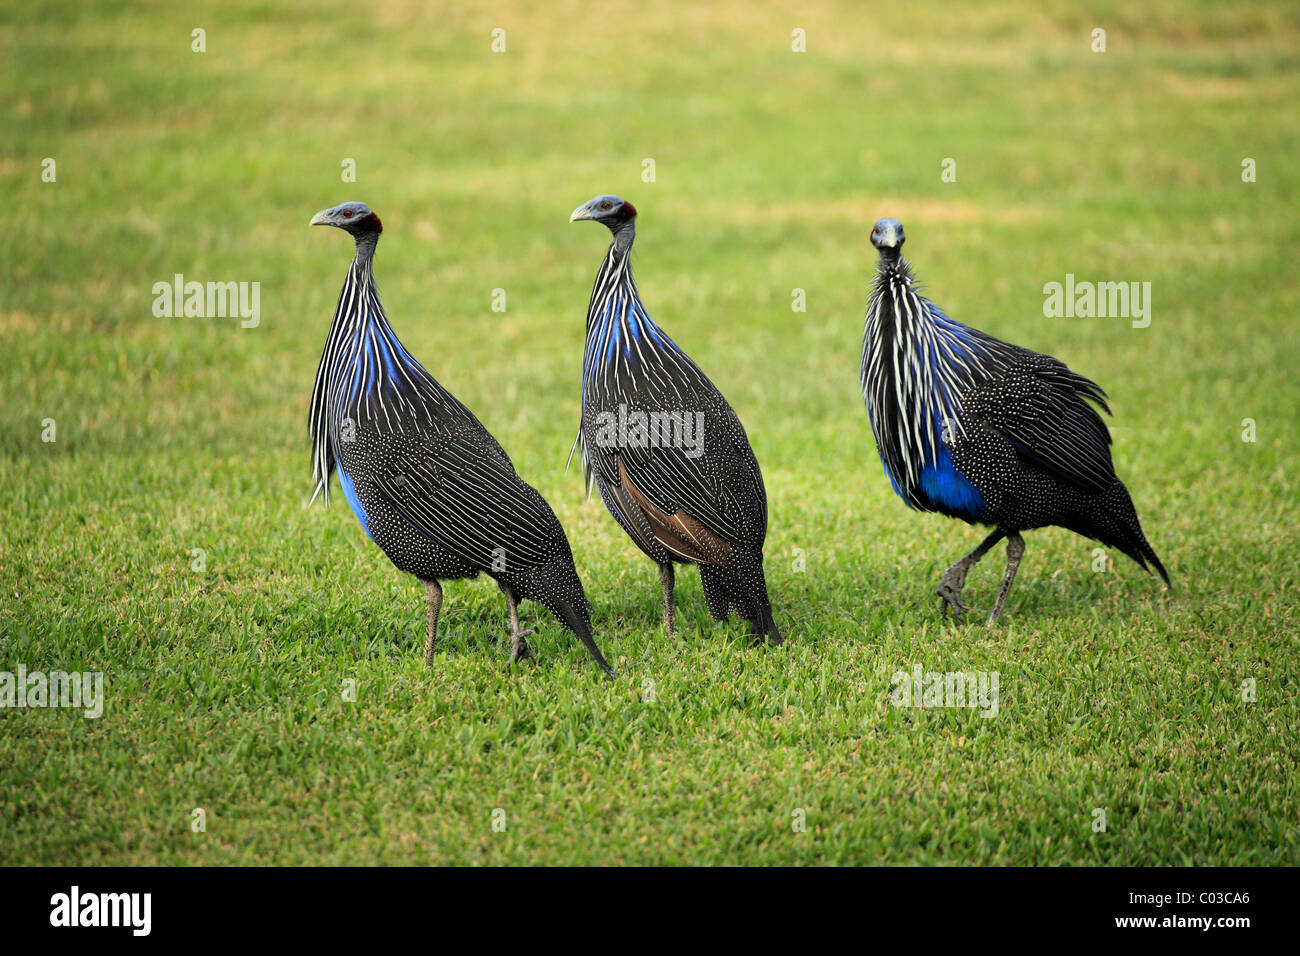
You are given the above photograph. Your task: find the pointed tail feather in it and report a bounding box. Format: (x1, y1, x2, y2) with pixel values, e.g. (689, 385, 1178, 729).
(1099, 515, 1171, 589)
(1130, 536, 1171, 589)
(1092, 482, 1171, 589)
(555, 599, 617, 678)
(760, 603, 785, 646)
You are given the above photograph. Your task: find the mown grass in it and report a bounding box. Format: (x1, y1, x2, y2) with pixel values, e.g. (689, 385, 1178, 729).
(1, 0, 1297, 864)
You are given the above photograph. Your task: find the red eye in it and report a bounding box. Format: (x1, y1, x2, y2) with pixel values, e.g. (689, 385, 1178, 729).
(600, 202, 611, 210)
(343, 210, 354, 218)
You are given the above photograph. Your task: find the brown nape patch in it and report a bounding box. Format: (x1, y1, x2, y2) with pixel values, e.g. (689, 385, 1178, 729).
(618, 201, 637, 220)
(361, 212, 383, 233)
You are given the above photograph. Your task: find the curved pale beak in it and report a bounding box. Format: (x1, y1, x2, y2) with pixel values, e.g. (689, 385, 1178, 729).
(310, 207, 333, 227)
(569, 203, 593, 223)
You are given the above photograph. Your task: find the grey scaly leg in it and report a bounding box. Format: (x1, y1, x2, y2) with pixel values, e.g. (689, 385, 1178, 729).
(658, 562, 676, 638)
(937, 528, 1006, 618)
(423, 580, 443, 665)
(501, 584, 535, 669)
(987, 532, 1026, 625)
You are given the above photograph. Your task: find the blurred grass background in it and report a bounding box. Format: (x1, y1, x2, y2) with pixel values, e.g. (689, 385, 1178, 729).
(0, 0, 1297, 864)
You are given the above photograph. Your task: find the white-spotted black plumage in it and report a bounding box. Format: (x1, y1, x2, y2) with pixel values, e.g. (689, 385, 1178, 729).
(309, 202, 614, 675)
(859, 218, 1168, 622)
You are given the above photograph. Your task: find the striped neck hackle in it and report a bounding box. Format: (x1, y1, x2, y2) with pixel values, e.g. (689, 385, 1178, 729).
(309, 220, 443, 505)
(861, 243, 978, 503)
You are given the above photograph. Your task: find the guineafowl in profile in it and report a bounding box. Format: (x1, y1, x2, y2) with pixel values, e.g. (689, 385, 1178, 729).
(569, 195, 783, 644)
(859, 218, 1169, 622)
(308, 201, 614, 676)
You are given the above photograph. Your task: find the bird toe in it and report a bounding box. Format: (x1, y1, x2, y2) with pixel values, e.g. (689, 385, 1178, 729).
(937, 585, 969, 619)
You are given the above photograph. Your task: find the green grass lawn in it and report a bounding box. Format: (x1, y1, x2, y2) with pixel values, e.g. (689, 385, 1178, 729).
(2, 0, 1297, 865)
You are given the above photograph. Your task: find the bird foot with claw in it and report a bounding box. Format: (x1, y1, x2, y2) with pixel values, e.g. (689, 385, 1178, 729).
(503, 629, 535, 671)
(503, 650, 534, 671)
(936, 569, 970, 619)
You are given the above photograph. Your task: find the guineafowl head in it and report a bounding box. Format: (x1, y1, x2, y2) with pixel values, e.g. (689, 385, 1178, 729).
(570, 195, 637, 229)
(310, 201, 383, 235)
(871, 218, 904, 259)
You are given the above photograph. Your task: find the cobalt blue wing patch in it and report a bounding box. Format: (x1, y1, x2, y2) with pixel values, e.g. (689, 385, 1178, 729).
(919, 445, 985, 519)
(337, 469, 375, 542)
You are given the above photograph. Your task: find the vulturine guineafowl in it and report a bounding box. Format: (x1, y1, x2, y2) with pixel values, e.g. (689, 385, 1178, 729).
(859, 218, 1169, 623)
(308, 201, 614, 676)
(569, 195, 783, 644)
